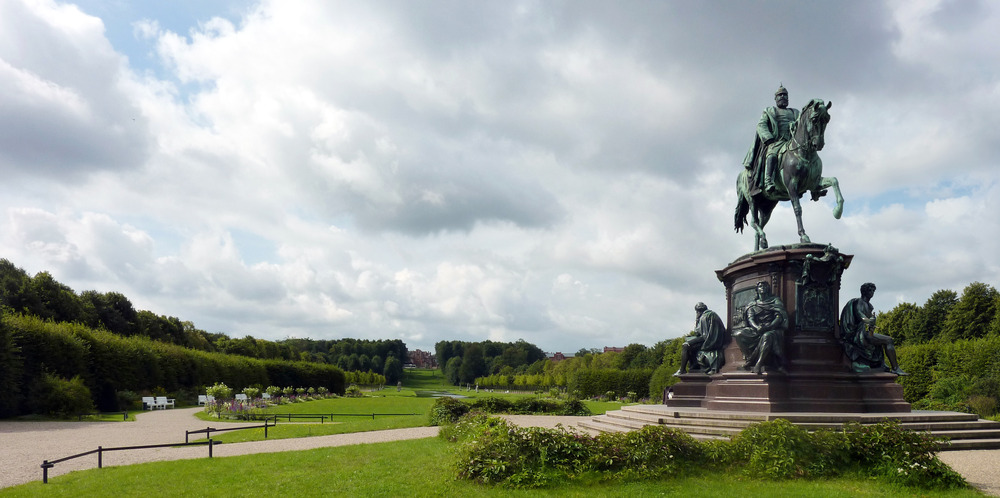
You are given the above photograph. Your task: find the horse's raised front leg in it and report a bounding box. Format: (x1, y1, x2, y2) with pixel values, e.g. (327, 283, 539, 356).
(816, 176, 844, 219)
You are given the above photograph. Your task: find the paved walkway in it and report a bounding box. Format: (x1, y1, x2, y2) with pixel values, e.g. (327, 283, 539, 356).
(1, 409, 997, 496)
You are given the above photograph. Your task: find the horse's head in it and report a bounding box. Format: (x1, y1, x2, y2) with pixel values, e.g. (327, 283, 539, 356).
(793, 99, 832, 151)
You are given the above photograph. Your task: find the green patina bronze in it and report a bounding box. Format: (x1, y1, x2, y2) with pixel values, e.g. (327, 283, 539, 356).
(673, 302, 727, 375)
(840, 282, 908, 376)
(735, 86, 845, 251)
(732, 281, 788, 374)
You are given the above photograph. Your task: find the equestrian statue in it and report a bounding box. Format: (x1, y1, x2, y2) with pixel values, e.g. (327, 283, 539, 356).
(735, 85, 844, 251)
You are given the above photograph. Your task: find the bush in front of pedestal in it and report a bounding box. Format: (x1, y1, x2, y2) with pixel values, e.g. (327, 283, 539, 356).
(445, 413, 704, 488)
(844, 419, 966, 489)
(720, 419, 965, 489)
(730, 419, 836, 479)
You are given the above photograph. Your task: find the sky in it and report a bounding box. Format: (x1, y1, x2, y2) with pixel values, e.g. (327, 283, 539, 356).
(2, 0, 998, 354)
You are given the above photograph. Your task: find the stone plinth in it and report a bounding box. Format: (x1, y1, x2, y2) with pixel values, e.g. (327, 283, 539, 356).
(666, 243, 910, 413)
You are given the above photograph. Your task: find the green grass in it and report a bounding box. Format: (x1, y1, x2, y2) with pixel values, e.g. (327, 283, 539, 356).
(190, 370, 618, 443)
(2, 437, 982, 497)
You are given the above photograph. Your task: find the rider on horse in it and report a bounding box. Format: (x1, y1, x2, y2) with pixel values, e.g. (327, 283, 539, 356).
(743, 85, 800, 195)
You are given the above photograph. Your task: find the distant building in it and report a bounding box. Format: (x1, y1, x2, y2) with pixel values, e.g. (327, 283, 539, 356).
(547, 352, 568, 362)
(408, 349, 437, 369)
(603, 346, 625, 353)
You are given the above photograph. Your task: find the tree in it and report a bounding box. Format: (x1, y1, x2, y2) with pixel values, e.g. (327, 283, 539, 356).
(911, 289, 958, 343)
(27, 272, 84, 322)
(383, 355, 403, 384)
(435, 341, 454, 373)
(877, 302, 920, 346)
(459, 344, 487, 384)
(445, 356, 463, 385)
(943, 282, 999, 341)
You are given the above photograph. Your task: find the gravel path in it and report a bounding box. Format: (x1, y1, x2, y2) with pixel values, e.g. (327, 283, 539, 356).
(2, 409, 998, 496)
(0, 408, 437, 489)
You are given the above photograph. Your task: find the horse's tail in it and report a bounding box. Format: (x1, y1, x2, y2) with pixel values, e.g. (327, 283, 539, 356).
(735, 170, 750, 233)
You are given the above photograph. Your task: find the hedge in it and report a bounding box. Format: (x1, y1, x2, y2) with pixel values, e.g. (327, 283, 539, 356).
(568, 368, 653, 399)
(2, 312, 346, 415)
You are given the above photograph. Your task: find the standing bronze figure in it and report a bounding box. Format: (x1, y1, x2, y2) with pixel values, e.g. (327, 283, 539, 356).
(735, 86, 845, 251)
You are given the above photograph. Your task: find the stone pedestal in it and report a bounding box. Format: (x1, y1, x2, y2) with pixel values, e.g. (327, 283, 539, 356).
(666, 243, 910, 413)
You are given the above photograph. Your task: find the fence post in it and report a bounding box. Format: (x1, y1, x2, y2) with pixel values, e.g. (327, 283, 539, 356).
(98, 446, 103, 468)
(208, 439, 213, 458)
(41, 460, 52, 484)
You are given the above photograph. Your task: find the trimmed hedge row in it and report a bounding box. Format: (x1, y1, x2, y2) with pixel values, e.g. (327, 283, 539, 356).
(568, 367, 653, 399)
(0, 313, 345, 415)
(899, 334, 1000, 403)
(429, 396, 591, 425)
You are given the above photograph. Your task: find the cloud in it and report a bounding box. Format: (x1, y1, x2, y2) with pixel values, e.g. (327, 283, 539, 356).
(0, 0, 997, 353)
(0, 0, 150, 179)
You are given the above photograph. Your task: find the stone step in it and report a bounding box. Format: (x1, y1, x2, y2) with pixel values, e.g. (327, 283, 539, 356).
(945, 438, 1000, 451)
(585, 405, 1000, 451)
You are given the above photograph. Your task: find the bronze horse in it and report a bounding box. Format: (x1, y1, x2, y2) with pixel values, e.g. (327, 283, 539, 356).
(735, 99, 844, 251)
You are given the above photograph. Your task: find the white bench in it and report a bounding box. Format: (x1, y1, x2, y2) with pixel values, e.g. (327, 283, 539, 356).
(154, 396, 175, 409)
(198, 395, 208, 406)
(142, 396, 156, 410)
(235, 393, 248, 402)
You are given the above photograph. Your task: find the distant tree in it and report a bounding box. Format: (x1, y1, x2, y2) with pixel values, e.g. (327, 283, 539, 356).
(370, 355, 384, 374)
(445, 356, 463, 385)
(435, 341, 453, 373)
(912, 289, 958, 343)
(82, 291, 138, 336)
(27, 272, 83, 322)
(459, 344, 487, 384)
(0, 259, 30, 311)
(943, 282, 999, 341)
(876, 302, 921, 346)
(383, 355, 403, 384)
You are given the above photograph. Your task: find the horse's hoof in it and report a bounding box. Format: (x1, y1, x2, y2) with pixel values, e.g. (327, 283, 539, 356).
(833, 205, 843, 219)
(800, 235, 811, 243)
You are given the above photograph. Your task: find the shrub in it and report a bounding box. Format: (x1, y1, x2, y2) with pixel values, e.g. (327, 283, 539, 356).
(844, 420, 966, 489)
(445, 416, 968, 491)
(449, 415, 702, 488)
(265, 385, 282, 398)
(470, 396, 513, 413)
(29, 373, 95, 418)
(968, 395, 998, 418)
(730, 419, 816, 479)
(429, 396, 470, 425)
(345, 384, 362, 397)
(116, 390, 140, 411)
(243, 387, 261, 399)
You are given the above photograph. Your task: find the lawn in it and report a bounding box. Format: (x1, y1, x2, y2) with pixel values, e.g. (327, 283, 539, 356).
(2, 437, 981, 497)
(194, 369, 617, 443)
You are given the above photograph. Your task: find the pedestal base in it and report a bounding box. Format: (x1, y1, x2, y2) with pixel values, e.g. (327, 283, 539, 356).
(669, 244, 910, 413)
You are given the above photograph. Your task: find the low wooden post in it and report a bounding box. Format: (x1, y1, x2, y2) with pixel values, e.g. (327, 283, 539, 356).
(97, 446, 103, 468)
(41, 461, 52, 484)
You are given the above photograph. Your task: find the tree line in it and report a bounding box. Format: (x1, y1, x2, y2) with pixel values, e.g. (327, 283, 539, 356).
(0, 259, 405, 384)
(879, 281, 1000, 418)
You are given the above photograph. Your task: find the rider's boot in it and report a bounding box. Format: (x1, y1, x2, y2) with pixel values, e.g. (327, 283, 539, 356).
(764, 154, 777, 193)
